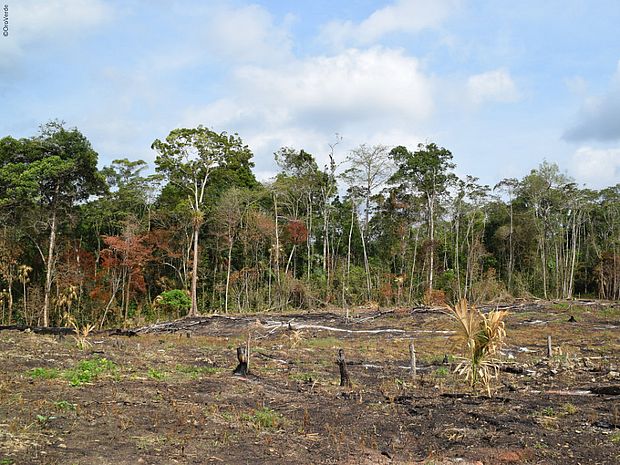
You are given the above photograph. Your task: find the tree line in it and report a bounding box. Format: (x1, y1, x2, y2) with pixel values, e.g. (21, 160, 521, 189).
(0, 122, 618, 327)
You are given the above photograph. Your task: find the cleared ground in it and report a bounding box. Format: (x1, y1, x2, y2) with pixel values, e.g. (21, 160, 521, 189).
(1, 300, 619, 464)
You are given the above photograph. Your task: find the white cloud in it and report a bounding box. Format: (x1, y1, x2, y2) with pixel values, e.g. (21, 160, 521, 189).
(181, 47, 434, 171)
(564, 60, 620, 142)
(571, 147, 620, 187)
(200, 4, 294, 65)
(321, 0, 459, 48)
(466, 69, 519, 104)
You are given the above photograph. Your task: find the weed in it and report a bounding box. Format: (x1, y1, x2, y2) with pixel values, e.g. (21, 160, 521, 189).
(434, 367, 449, 378)
(29, 367, 60, 380)
(243, 407, 280, 429)
(175, 364, 220, 378)
(611, 431, 620, 444)
(36, 414, 55, 426)
(147, 368, 166, 380)
(561, 403, 578, 415)
(540, 407, 555, 417)
(0, 458, 15, 465)
(54, 400, 77, 411)
(64, 357, 116, 386)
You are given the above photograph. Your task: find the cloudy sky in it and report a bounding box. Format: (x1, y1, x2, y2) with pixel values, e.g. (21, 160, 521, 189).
(1, 0, 620, 188)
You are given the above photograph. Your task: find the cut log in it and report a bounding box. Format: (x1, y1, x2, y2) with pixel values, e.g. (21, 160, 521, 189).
(233, 346, 249, 376)
(337, 348, 352, 388)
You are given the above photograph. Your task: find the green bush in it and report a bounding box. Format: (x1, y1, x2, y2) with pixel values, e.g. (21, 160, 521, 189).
(154, 289, 191, 317)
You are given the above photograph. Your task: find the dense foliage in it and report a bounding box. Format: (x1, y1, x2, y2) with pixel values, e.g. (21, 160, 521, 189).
(1, 122, 618, 326)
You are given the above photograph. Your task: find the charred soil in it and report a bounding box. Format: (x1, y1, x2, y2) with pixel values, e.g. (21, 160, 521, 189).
(1, 300, 619, 464)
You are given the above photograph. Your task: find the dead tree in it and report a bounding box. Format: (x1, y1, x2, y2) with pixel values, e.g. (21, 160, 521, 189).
(233, 346, 249, 376)
(337, 348, 352, 388)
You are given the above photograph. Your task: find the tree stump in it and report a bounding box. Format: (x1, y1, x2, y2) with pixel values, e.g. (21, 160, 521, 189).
(337, 348, 352, 388)
(409, 340, 417, 378)
(233, 346, 249, 376)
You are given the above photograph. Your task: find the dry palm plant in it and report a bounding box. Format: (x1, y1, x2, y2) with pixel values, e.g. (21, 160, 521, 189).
(446, 299, 508, 395)
(64, 313, 96, 350)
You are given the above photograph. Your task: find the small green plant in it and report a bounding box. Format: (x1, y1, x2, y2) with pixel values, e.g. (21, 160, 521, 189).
(611, 431, 620, 444)
(64, 357, 116, 386)
(540, 407, 555, 417)
(0, 457, 15, 464)
(434, 367, 449, 378)
(29, 367, 60, 380)
(36, 414, 55, 426)
(147, 368, 166, 380)
(243, 407, 280, 429)
(561, 403, 577, 415)
(54, 400, 77, 411)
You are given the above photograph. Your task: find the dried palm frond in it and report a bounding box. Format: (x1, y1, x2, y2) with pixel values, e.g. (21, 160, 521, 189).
(64, 313, 96, 350)
(447, 299, 508, 395)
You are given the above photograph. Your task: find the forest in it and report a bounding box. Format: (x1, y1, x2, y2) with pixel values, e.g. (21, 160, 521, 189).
(0, 121, 619, 328)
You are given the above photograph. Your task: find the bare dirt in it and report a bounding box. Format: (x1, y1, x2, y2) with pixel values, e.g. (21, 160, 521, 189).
(1, 300, 619, 464)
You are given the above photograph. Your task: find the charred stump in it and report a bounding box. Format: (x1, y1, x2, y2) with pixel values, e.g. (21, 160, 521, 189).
(337, 348, 352, 388)
(233, 346, 249, 376)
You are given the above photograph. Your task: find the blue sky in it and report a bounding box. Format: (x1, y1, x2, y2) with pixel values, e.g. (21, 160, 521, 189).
(1, 0, 620, 188)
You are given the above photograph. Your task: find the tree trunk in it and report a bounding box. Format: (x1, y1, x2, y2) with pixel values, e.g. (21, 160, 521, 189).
(359, 220, 372, 302)
(189, 222, 200, 317)
(225, 237, 233, 313)
(428, 195, 435, 291)
(42, 208, 57, 327)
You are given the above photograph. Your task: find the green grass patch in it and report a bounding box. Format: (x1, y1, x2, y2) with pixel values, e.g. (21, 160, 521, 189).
(242, 407, 281, 429)
(288, 372, 316, 383)
(63, 357, 117, 386)
(28, 357, 117, 386)
(29, 367, 60, 380)
(175, 364, 221, 378)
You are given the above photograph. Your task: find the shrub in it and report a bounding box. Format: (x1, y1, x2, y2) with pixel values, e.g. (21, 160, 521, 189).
(153, 289, 191, 318)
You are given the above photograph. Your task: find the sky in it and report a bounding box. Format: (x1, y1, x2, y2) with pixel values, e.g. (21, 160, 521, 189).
(1, 0, 620, 189)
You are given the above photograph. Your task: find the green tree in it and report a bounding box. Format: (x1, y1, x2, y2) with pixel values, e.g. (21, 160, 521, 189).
(152, 126, 254, 316)
(0, 122, 106, 326)
(389, 143, 456, 291)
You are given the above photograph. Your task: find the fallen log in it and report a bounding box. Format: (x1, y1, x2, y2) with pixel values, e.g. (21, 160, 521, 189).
(0, 325, 74, 336)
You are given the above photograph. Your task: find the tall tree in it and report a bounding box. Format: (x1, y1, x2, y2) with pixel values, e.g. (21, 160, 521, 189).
(152, 126, 253, 316)
(389, 143, 456, 291)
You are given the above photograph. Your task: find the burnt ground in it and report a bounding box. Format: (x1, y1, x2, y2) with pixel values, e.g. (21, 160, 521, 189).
(0, 300, 619, 465)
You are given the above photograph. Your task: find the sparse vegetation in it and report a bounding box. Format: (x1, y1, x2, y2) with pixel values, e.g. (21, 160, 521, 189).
(447, 299, 508, 395)
(243, 407, 281, 430)
(2, 302, 619, 464)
